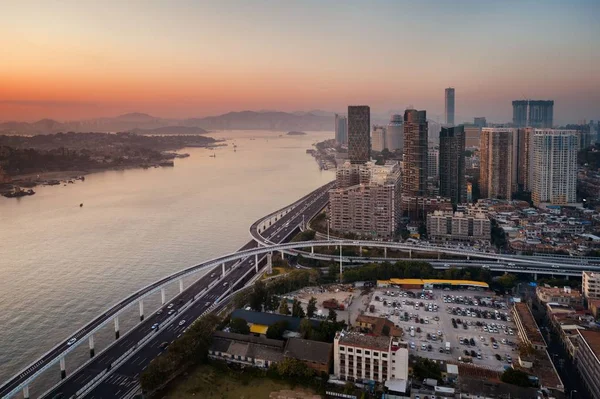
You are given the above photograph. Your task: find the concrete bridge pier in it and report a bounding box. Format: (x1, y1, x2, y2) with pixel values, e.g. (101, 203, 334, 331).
(255, 254, 259, 272)
(384, 247, 387, 259)
(339, 245, 343, 282)
(437, 252, 440, 260)
(139, 300, 144, 321)
(60, 357, 66, 379)
(161, 287, 166, 305)
(89, 334, 95, 358)
(311, 246, 314, 254)
(222, 262, 226, 276)
(267, 252, 273, 274)
(565, 275, 569, 280)
(280, 250, 285, 260)
(409, 249, 412, 259)
(359, 246, 362, 255)
(23, 385, 29, 399)
(467, 255, 470, 260)
(179, 279, 184, 294)
(534, 273, 538, 281)
(114, 316, 120, 340)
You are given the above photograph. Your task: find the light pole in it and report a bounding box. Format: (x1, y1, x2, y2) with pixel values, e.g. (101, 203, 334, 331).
(570, 389, 577, 399)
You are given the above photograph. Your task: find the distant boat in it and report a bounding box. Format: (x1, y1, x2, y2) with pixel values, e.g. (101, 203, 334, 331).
(80, 203, 83, 207)
(210, 154, 216, 158)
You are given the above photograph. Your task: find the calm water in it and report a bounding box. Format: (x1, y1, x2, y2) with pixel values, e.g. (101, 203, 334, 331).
(0, 130, 334, 392)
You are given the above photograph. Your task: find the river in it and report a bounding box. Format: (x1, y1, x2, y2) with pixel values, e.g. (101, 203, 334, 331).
(0, 130, 334, 393)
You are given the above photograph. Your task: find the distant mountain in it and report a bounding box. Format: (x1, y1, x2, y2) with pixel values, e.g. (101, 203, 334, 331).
(115, 112, 158, 122)
(129, 126, 208, 135)
(184, 111, 332, 131)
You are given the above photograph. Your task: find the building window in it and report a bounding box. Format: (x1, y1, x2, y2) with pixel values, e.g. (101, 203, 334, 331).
(382, 353, 388, 358)
(356, 349, 362, 354)
(365, 350, 370, 355)
(348, 347, 353, 353)
(340, 346, 345, 352)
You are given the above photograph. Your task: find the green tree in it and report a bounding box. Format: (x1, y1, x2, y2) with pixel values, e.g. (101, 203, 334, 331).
(292, 298, 305, 318)
(229, 317, 250, 335)
(412, 358, 442, 381)
(501, 368, 532, 387)
(279, 298, 290, 315)
(306, 296, 317, 318)
(275, 357, 314, 380)
(249, 280, 268, 311)
(266, 320, 289, 340)
(299, 318, 313, 339)
(497, 274, 518, 290)
(328, 308, 337, 322)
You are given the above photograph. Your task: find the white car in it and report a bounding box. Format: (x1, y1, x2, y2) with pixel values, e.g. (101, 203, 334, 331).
(167, 303, 174, 309)
(67, 338, 77, 346)
(179, 320, 186, 326)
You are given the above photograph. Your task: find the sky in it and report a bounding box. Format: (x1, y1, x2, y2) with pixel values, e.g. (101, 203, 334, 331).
(0, 0, 599, 124)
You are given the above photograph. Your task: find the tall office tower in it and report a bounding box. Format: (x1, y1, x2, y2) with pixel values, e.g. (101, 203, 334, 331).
(427, 148, 439, 183)
(386, 114, 404, 152)
(335, 161, 371, 188)
(439, 125, 466, 204)
(479, 128, 515, 199)
(445, 88, 455, 125)
(334, 114, 348, 146)
(371, 125, 387, 152)
(403, 109, 429, 197)
(463, 125, 481, 148)
(514, 128, 533, 192)
(531, 129, 579, 206)
(348, 106, 371, 164)
(474, 117, 487, 128)
(512, 100, 554, 128)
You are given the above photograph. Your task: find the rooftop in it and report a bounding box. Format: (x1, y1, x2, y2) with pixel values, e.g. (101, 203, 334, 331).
(283, 338, 332, 365)
(355, 314, 403, 337)
(336, 330, 391, 351)
(513, 302, 546, 347)
(379, 278, 489, 288)
(536, 286, 582, 298)
(210, 331, 284, 363)
(230, 309, 321, 332)
(579, 329, 600, 361)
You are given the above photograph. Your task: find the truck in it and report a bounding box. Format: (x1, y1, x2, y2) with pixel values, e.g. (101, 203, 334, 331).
(445, 342, 451, 353)
(458, 355, 472, 363)
(322, 298, 345, 311)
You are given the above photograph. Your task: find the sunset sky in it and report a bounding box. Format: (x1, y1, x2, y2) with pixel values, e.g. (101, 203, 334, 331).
(1, 0, 598, 124)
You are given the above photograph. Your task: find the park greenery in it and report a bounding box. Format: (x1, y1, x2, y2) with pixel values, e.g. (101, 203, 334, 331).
(411, 357, 442, 382)
(500, 368, 535, 387)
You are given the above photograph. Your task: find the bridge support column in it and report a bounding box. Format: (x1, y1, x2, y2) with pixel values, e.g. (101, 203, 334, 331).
(438, 252, 440, 260)
(23, 385, 30, 399)
(384, 247, 387, 259)
(222, 262, 226, 276)
(89, 334, 95, 358)
(114, 316, 120, 340)
(311, 246, 314, 254)
(255, 253, 259, 273)
(60, 357, 66, 379)
(267, 252, 273, 274)
(534, 273, 538, 281)
(409, 249, 412, 259)
(467, 255, 470, 260)
(280, 250, 285, 260)
(161, 287, 166, 305)
(339, 245, 343, 282)
(359, 246, 362, 254)
(139, 300, 144, 321)
(179, 278, 184, 294)
(565, 275, 569, 280)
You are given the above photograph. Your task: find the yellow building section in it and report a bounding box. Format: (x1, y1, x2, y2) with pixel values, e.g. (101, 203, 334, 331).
(377, 278, 489, 288)
(248, 324, 269, 334)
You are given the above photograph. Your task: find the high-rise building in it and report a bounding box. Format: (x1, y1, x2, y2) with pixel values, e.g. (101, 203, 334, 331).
(474, 117, 487, 128)
(371, 125, 386, 152)
(348, 106, 371, 164)
(512, 100, 554, 128)
(445, 88, 455, 126)
(334, 114, 348, 146)
(385, 114, 404, 152)
(402, 109, 428, 197)
(427, 148, 439, 183)
(439, 125, 466, 204)
(427, 210, 490, 242)
(514, 128, 533, 192)
(530, 129, 579, 206)
(479, 128, 515, 199)
(463, 125, 481, 148)
(329, 161, 401, 238)
(583, 271, 600, 300)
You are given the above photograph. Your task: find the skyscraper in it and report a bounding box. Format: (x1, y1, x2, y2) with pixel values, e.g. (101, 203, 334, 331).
(402, 109, 428, 197)
(514, 128, 533, 192)
(445, 88, 455, 126)
(531, 129, 579, 206)
(348, 106, 370, 164)
(512, 100, 554, 128)
(479, 128, 515, 199)
(386, 114, 404, 152)
(334, 113, 348, 146)
(371, 125, 386, 152)
(439, 125, 466, 204)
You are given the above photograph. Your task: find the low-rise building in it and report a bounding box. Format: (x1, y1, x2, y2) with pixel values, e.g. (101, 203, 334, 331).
(283, 338, 332, 374)
(584, 271, 600, 300)
(575, 329, 600, 399)
(355, 315, 403, 337)
(230, 309, 321, 336)
(536, 286, 584, 307)
(512, 302, 547, 350)
(427, 210, 491, 242)
(334, 330, 409, 386)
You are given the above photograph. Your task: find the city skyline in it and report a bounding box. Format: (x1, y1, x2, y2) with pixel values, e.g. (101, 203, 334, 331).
(0, 1, 598, 123)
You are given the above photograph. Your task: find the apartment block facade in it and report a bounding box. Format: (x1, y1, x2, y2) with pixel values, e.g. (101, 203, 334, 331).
(439, 125, 466, 204)
(479, 128, 515, 199)
(427, 210, 491, 242)
(583, 271, 600, 300)
(348, 106, 371, 164)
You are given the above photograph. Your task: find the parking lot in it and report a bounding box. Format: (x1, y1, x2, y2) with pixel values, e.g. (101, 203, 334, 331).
(366, 288, 519, 371)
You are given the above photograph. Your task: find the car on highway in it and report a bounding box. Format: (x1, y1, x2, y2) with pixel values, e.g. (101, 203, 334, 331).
(167, 303, 174, 309)
(67, 337, 77, 346)
(205, 301, 211, 306)
(179, 320, 186, 326)
(152, 323, 159, 330)
(159, 342, 169, 350)
(223, 282, 228, 286)
(168, 309, 175, 315)
(157, 309, 163, 315)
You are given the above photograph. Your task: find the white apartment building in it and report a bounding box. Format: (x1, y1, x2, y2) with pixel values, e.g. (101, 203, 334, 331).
(329, 161, 401, 238)
(372, 125, 386, 152)
(530, 129, 579, 206)
(334, 330, 408, 384)
(427, 210, 491, 242)
(427, 148, 439, 182)
(583, 271, 600, 300)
